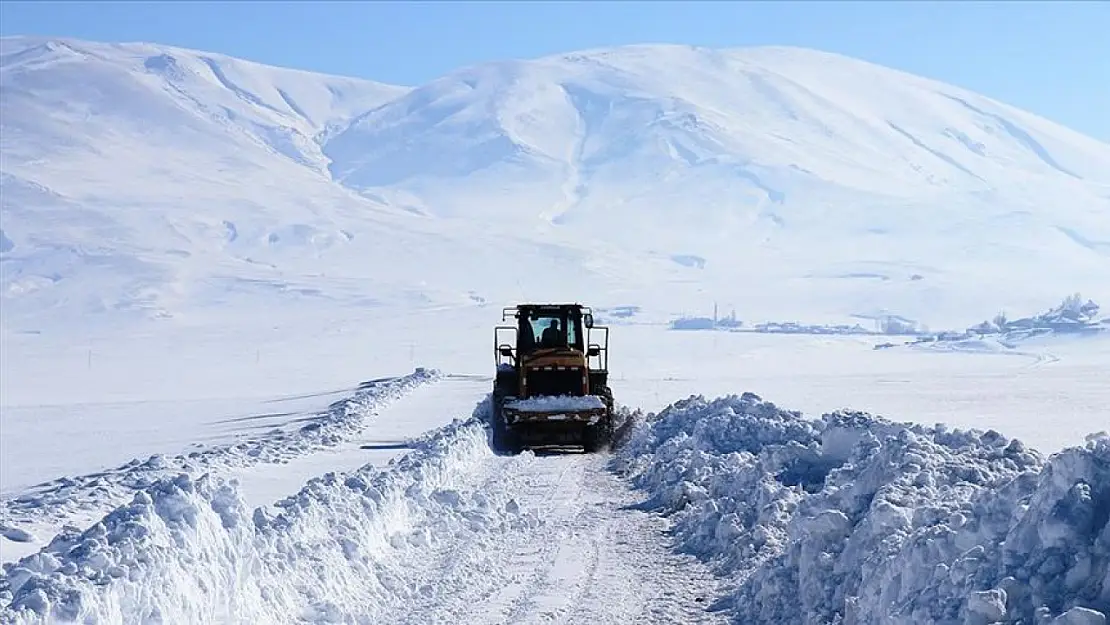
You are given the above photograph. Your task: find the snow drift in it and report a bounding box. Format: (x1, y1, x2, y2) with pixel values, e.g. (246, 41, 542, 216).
(0, 414, 505, 624)
(614, 393, 1110, 625)
(2, 369, 440, 544)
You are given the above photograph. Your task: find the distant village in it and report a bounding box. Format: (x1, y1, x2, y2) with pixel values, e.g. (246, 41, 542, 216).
(668, 295, 1108, 342)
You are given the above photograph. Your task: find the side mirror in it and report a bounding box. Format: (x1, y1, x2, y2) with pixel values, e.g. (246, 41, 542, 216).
(587, 346, 601, 357)
(583, 313, 594, 328)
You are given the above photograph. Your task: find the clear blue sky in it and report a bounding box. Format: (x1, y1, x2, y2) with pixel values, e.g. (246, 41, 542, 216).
(2, 0, 1108, 141)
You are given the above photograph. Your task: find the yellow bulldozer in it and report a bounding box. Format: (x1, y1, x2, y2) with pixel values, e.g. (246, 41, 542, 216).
(490, 303, 614, 453)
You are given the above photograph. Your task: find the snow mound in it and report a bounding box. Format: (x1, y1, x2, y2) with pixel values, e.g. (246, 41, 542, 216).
(614, 393, 1110, 624)
(0, 412, 508, 623)
(2, 369, 440, 539)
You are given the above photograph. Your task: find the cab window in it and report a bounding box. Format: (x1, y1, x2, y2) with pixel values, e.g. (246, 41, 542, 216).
(529, 314, 578, 348)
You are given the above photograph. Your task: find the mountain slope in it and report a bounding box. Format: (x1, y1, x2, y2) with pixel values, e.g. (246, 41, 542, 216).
(0, 37, 648, 329)
(322, 43, 1110, 322)
(328, 44, 1108, 237)
(2, 36, 1108, 334)
(0, 36, 408, 170)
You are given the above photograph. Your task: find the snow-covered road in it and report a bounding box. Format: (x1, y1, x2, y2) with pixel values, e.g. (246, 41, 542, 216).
(365, 450, 728, 625)
(0, 382, 730, 624)
(3, 357, 1108, 624)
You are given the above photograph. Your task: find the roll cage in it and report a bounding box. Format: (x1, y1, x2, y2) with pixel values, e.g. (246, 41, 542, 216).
(494, 303, 609, 371)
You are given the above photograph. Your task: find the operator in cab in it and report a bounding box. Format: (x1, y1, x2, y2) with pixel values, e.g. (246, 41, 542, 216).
(540, 319, 562, 347)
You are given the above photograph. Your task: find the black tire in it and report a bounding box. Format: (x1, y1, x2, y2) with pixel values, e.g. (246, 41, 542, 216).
(582, 421, 611, 453)
(582, 425, 601, 453)
(492, 423, 520, 454)
(583, 386, 614, 453)
(490, 393, 521, 454)
(598, 385, 614, 413)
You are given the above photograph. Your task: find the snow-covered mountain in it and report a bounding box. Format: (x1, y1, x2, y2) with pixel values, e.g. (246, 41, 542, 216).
(331, 44, 1109, 229)
(3, 36, 1109, 623)
(2, 36, 1109, 334)
(323, 43, 1110, 326)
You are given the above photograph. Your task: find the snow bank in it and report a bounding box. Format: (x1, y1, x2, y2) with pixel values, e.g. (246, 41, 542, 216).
(2, 369, 440, 543)
(0, 410, 512, 624)
(614, 392, 1110, 625)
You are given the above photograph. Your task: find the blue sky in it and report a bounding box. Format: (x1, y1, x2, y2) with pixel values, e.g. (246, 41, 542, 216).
(2, 1, 1108, 141)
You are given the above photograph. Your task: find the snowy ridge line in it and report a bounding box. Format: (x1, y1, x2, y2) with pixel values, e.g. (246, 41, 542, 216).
(1, 368, 441, 539)
(0, 409, 505, 624)
(612, 393, 1110, 625)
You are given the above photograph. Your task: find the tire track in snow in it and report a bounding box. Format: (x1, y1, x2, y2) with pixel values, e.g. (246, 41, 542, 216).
(472, 456, 588, 623)
(363, 449, 729, 625)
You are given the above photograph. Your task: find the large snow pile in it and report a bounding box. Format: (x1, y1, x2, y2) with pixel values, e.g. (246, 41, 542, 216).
(0, 412, 512, 624)
(614, 393, 1110, 625)
(2, 369, 440, 542)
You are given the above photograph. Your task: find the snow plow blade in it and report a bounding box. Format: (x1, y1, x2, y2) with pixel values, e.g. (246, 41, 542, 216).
(493, 395, 613, 453)
(501, 396, 609, 424)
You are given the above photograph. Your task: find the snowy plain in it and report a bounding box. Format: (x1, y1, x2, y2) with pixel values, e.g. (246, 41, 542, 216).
(4, 308, 1108, 624)
(2, 33, 1109, 624)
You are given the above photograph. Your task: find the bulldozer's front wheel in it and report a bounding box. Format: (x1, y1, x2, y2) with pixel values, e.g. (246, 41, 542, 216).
(582, 392, 613, 453)
(492, 425, 521, 455)
(586, 385, 615, 453)
(582, 422, 610, 453)
(490, 393, 522, 455)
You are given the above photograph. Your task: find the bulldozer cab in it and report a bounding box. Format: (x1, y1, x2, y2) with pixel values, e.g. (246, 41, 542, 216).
(520, 308, 581, 352)
(495, 303, 607, 371)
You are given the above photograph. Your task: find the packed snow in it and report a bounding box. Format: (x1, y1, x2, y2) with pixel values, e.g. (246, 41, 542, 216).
(613, 392, 1110, 624)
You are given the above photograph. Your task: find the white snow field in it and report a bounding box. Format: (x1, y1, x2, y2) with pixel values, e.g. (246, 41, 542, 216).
(2, 384, 1108, 624)
(2, 32, 1110, 624)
